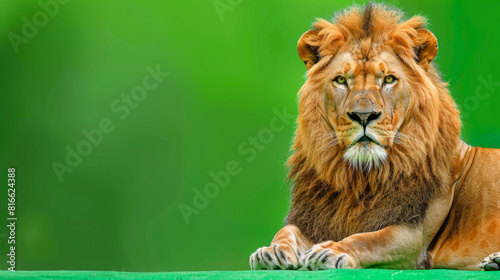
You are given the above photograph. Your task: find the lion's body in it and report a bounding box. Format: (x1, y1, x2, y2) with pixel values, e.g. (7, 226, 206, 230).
(250, 3, 500, 271)
(430, 145, 500, 270)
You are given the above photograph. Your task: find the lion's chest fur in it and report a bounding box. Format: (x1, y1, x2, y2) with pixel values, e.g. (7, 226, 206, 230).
(286, 177, 437, 243)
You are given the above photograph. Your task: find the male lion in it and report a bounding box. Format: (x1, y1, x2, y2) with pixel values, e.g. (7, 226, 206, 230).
(249, 3, 500, 271)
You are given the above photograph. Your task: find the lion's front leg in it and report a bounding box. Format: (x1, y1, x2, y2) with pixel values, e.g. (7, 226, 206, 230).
(300, 225, 423, 270)
(250, 225, 313, 270)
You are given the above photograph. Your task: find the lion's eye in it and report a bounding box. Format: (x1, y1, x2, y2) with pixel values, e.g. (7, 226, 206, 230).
(334, 76, 347, 85)
(384, 75, 396, 84)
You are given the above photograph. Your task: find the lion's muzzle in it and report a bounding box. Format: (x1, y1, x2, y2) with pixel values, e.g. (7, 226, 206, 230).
(345, 89, 383, 127)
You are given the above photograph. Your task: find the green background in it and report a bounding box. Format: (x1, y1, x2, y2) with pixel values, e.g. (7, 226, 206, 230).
(0, 0, 499, 272)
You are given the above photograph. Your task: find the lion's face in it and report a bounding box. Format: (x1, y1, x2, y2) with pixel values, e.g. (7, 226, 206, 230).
(323, 48, 410, 170)
(294, 7, 448, 173)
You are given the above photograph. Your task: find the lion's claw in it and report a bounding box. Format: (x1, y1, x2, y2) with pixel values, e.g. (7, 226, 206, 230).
(480, 252, 500, 271)
(250, 244, 300, 270)
(299, 242, 353, 270)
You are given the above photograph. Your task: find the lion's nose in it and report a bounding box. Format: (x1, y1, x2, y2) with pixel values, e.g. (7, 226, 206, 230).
(347, 111, 381, 126)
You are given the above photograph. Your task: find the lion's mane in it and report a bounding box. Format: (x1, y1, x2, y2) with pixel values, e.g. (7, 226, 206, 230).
(286, 4, 461, 243)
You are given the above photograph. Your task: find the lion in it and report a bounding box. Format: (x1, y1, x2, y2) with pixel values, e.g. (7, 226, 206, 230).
(249, 3, 500, 271)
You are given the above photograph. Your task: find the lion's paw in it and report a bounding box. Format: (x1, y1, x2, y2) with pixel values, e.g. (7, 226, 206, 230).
(299, 241, 355, 270)
(249, 244, 300, 270)
(480, 252, 500, 271)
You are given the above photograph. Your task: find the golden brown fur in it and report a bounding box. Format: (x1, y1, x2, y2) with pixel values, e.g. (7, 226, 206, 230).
(250, 3, 500, 271)
(286, 3, 460, 244)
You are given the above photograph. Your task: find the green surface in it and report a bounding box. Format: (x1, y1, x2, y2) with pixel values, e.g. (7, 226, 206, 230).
(1, 0, 500, 272)
(0, 270, 499, 280)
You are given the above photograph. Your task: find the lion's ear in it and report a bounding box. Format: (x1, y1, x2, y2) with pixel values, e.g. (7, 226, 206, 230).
(298, 20, 345, 70)
(390, 17, 438, 71)
(298, 29, 321, 70)
(414, 29, 438, 70)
